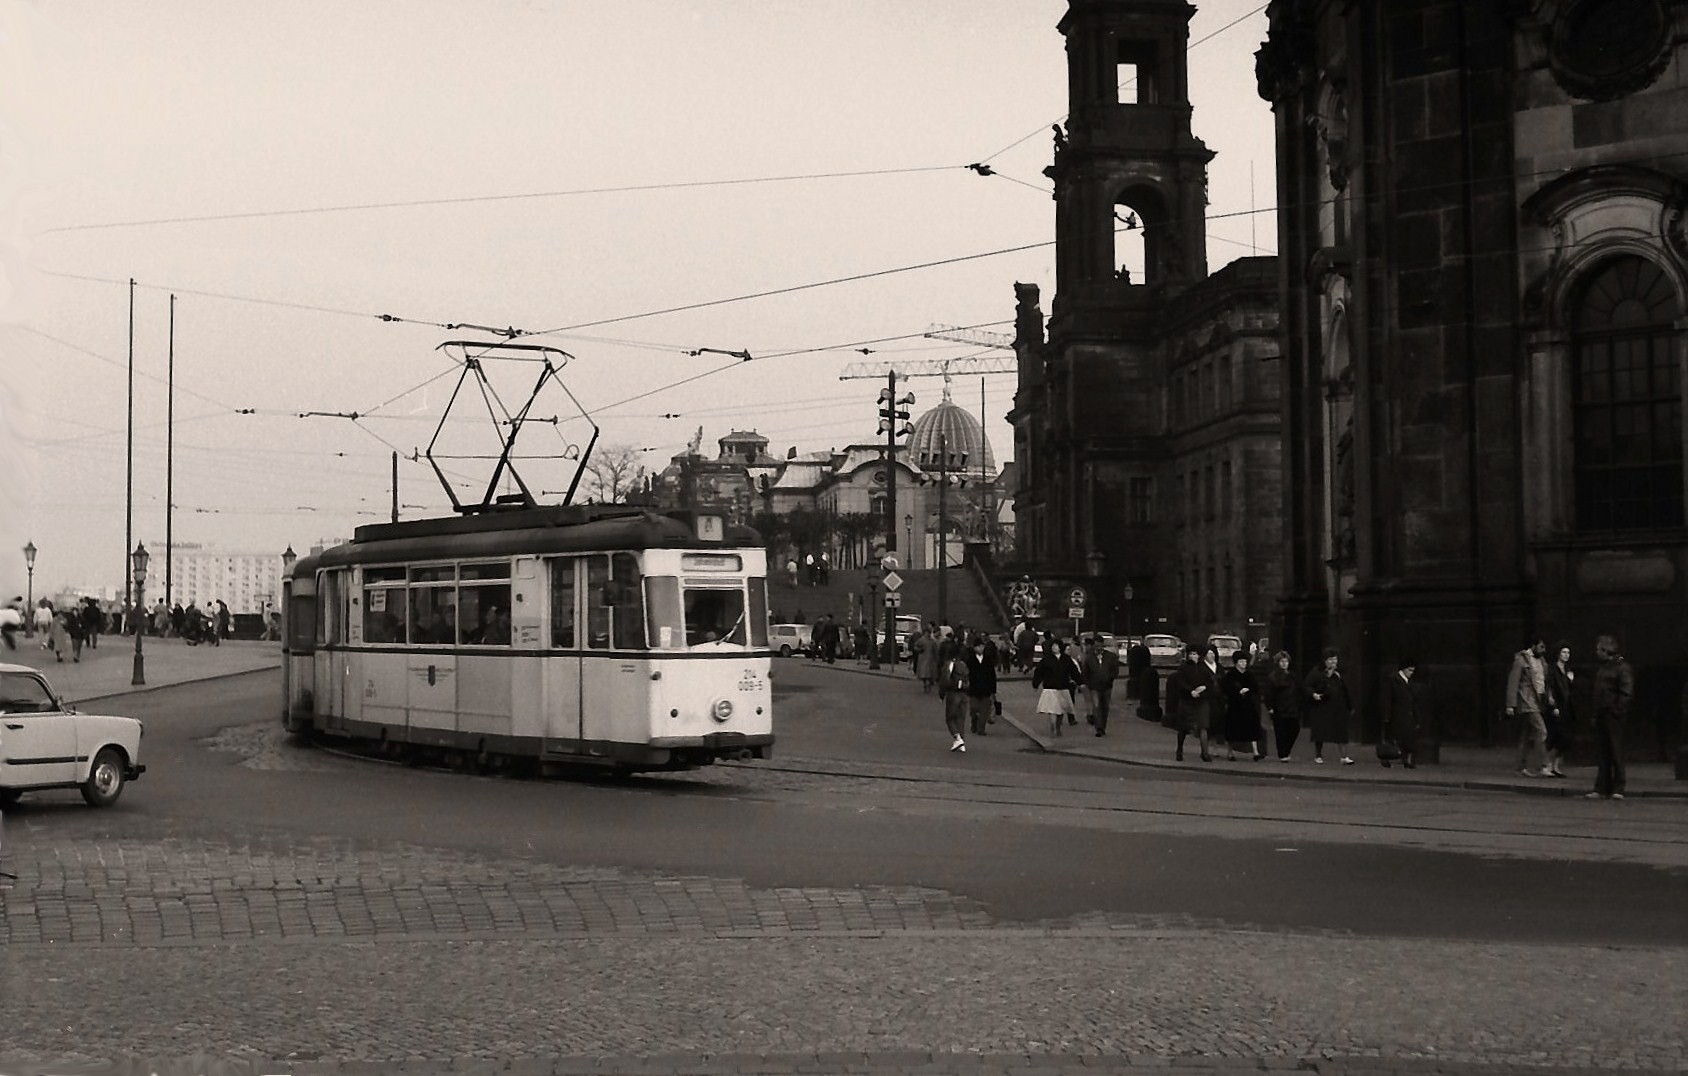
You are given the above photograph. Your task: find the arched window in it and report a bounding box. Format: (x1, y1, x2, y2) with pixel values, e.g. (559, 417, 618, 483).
(1572, 256, 1684, 531)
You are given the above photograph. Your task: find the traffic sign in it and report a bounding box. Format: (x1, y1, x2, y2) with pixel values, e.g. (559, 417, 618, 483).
(880, 554, 899, 571)
(1067, 606, 1085, 620)
(886, 592, 903, 607)
(1067, 586, 1088, 608)
(883, 570, 904, 593)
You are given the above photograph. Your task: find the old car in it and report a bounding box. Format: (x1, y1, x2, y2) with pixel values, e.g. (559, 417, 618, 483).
(1143, 633, 1186, 669)
(0, 664, 146, 808)
(769, 622, 813, 657)
(1207, 634, 1245, 665)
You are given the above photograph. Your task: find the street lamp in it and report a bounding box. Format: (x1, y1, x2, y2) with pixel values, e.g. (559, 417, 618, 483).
(1085, 550, 1107, 632)
(903, 514, 913, 566)
(280, 545, 298, 644)
(131, 542, 148, 686)
(22, 541, 36, 637)
(1122, 583, 1135, 638)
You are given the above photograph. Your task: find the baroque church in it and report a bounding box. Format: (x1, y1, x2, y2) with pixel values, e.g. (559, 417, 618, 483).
(1256, 0, 1686, 749)
(1009, 0, 1285, 642)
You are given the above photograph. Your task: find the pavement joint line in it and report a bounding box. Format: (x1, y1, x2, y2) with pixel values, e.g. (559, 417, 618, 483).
(74, 661, 281, 705)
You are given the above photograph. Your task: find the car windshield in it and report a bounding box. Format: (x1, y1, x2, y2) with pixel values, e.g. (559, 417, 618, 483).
(1212, 636, 1241, 647)
(1146, 635, 1178, 647)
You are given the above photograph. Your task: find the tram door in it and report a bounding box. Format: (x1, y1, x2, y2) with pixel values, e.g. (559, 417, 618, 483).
(542, 557, 584, 746)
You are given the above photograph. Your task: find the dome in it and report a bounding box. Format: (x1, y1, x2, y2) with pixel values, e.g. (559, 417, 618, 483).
(907, 399, 994, 475)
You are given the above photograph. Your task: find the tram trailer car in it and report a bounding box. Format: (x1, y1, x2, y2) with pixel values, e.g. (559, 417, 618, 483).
(282, 506, 773, 774)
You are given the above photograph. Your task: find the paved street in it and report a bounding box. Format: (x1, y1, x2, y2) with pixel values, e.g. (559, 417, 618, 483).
(1, 652, 1684, 1074)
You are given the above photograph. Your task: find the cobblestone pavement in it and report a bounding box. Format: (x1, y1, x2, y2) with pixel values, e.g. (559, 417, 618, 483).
(2, 819, 1684, 1072)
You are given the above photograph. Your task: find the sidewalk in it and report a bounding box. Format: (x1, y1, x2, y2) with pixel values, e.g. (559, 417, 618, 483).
(1, 635, 280, 704)
(811, 658, 1687, 799)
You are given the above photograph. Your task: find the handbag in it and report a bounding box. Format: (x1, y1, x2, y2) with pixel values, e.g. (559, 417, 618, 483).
(1376, 739, 1403, 762)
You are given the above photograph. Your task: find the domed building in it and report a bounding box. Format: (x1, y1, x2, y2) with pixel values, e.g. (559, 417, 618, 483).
(907, 396, 995, 478)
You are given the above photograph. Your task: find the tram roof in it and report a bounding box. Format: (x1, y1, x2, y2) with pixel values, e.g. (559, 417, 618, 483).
(295, 506, 761, 573)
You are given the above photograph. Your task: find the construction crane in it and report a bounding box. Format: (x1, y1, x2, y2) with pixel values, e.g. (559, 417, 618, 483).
(836, 324, 1017, 381)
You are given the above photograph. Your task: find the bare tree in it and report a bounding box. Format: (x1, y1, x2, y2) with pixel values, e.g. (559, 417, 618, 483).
(582, 443, 647, 504)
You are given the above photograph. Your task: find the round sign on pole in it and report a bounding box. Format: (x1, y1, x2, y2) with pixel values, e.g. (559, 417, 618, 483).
(1067, 586, 1088, 608)
(881, 554, 899, 571)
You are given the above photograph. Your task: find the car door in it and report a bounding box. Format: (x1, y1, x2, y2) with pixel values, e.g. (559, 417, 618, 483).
(0, 671, 78, 787)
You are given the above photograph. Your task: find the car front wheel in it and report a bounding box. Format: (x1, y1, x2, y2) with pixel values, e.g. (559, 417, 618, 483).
(81, 747, 126, 807)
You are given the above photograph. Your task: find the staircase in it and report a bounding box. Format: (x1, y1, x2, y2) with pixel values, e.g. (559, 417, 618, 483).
(767, 567, 1007, 635)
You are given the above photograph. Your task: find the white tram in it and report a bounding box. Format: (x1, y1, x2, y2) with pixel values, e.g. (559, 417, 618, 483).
(282, 505, 774, 773)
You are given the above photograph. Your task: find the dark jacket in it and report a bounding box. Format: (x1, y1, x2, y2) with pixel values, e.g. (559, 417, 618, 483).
(1303, 666, 1352, 744)
(1033, 651, 1079, 691)
(1591, 655, 1635, 719)
(1166, 659, 1219, 730)
(1265, 665, 1301, 719)
(1380, 671, 1420, 749)
(963, 649, 998, 698)
(1083, 648, 1120, 690)
(1221, 666, 1258, 741)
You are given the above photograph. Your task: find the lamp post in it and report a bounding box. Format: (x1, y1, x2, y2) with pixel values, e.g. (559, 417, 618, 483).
(903, 514, 913, 566)
(22, 541, 36, 637)
(1122, 584, 1135, 639)
(281, 546, 298, 645)
(1085, 550, 1107, 634)
(131, 542, 148, 687)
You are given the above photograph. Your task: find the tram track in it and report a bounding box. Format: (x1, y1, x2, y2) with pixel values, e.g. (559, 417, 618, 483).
(271, 729, 1686, 861)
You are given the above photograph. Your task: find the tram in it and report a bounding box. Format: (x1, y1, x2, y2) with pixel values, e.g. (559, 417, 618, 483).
(281, 504, 774, 774)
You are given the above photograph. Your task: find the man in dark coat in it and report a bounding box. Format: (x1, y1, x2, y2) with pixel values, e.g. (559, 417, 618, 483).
(1586, 634, 1634, 800)
(1081, 634, 1121, 737)
(1380, 657, 1420, 769)
(963, 633, 998, 736)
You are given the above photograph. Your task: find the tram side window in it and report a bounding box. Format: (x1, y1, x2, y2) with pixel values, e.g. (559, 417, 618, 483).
(684, 587, 747, 646)
(644, 577, 684, 650)
(363, 567, 406, 644)
(549, 557, 577, 648)
(460, 562, 512, 645)
(288, 593, 317, 650)
(611, 552, 645, 649)
(409, 586, 456, 644)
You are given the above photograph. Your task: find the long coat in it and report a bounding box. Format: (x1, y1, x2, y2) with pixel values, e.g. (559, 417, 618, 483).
(913, 633, 941, 682)
(1166, 660, 1219, 733)
(1303, 666, 1352, 745)
(1221, 666, 1260, 743)
(1380, 671, 1420, 754)
(1265, 665, 1301, 721)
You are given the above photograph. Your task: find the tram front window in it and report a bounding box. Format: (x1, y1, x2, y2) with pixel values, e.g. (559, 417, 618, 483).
(684, 588, 747, 647)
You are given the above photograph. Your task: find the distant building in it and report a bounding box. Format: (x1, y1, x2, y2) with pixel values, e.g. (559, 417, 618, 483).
(158, 541, 332, 614)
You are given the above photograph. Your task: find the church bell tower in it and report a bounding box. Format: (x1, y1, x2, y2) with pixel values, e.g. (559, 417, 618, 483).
(1045, 0, 1214, 329)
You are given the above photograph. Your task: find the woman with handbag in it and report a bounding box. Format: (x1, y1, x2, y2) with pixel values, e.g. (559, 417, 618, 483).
(1379, 657, 1419, 769)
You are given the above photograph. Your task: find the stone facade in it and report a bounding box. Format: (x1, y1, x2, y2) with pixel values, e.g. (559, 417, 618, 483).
(1257, 0, 1687, 749)
(1010, 0, 1284, 641)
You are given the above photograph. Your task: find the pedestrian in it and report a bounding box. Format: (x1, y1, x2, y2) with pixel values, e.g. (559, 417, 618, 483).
(1032, 637, 1078, 738)
(1543, 640, 1576, 779)
(33, 599, 53, 641)
(44, 608, 68, 662)
(1013, 618, 1037, 673)
(153, 600, 170, 637)
(1505, 636, 1553, 778)
(1303, 647, 1354, 764)
(1265, 650, 1301, 761)
(853, 624, 871, 665)
(964, 633, 998, 737)
(913, 626, 940, 693)
(1126, 638, 1151, 700)
(1380, 657, 1420, 769)
(939, 643, 971, 753)
(81, 596, 103, 649)
(0, 599, 23, 651)
(1585, 634, 1634, 800)
(1081, 634, 1120, 737)
(1221, 651, 1263, 760)
(1166, 644, 1217, 762)
(216, 599, 231, 642)
(170, 603, 185, 638)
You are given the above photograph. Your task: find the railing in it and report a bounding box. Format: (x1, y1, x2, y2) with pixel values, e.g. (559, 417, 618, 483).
(962, 541, 1013, 632)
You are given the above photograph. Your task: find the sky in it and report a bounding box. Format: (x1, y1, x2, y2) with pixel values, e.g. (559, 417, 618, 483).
(0, 0, 1276, 600)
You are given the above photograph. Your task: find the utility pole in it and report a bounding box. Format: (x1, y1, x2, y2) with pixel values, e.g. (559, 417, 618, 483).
(937, 430, 947, 629)
(165, 293, 175, 609)
(876, 372, 914, 666)
(391, 452, 399, 522)
(124, 278, 134, 634)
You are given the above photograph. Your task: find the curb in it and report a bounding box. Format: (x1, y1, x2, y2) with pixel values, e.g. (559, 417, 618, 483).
(995, 709, 1688, 799)
(74, 662, 281, 706)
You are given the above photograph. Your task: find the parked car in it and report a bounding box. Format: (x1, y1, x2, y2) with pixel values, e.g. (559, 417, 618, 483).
(877, 614, 922, 658)
(769, 623, 813, 657)
(1206, 634, 1244, 664)
(0, 664, 146, 808)
(1143, 633, 1186, 668)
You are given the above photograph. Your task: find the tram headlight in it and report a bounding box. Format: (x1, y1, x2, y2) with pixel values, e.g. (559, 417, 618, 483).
(710, 698, 734, 723)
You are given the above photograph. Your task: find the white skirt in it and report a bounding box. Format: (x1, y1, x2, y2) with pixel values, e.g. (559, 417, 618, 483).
(1036, 688, 1075, 715)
